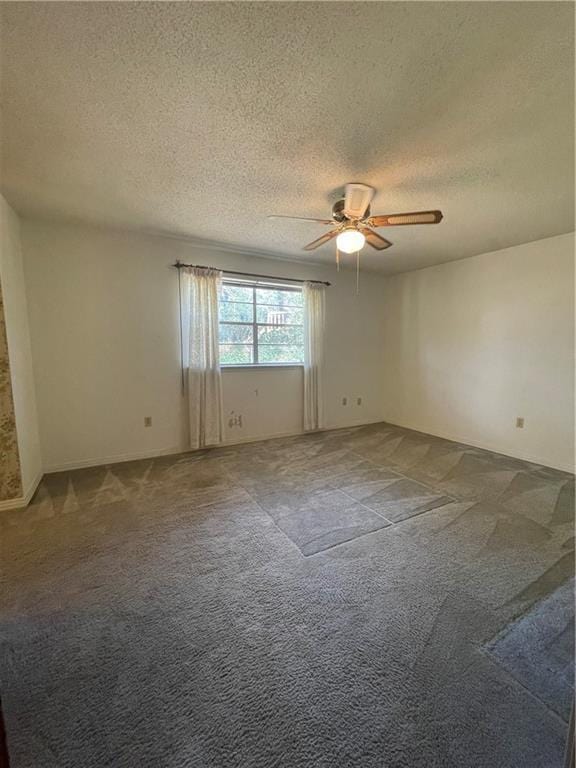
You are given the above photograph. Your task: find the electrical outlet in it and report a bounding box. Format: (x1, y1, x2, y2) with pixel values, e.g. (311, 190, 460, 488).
(144, 416, 152, 427)
(516, 417, 525, 429)
(342, 397, 348, 406)
(357, 397, 362, 406)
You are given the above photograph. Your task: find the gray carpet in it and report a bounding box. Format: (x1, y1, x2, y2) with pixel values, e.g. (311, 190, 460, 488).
(486, 577, 575, 721)
(0, 422, 573, 767)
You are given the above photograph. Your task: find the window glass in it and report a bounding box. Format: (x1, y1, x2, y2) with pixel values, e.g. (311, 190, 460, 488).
(219, 344, 254, 365)
(258, 345, 304, 364)
(255, 288, 302, 307)
(220, 302, 253, 323)
(257, 325, 303, 345)
(218, 280, 304, 366)
(255, 305, 303, 325)
(220, 285, 253, 303)
(219, 324, 253, 344)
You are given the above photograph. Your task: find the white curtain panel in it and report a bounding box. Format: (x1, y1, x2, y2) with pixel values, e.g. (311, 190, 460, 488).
(303, 281, 326, 431)
(181, 266, 224, 449)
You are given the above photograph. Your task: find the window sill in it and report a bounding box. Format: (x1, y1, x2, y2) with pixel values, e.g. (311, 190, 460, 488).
(222, 364, 304, 371)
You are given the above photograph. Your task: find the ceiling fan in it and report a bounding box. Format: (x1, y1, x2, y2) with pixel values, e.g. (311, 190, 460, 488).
(269, 183, 443, 257)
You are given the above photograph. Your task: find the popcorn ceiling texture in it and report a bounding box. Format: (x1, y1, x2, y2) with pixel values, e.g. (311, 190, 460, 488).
(0, 2, 574, 274)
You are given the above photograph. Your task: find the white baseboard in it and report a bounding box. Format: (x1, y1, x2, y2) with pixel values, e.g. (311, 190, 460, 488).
(44, 445, 186, 474)
(42, 418, 387, 475)
(381, 417, 575, 474)
(223, 418, 386, 447)
(0, 469, 44, 511)
(324, 417, 386, 431)
(223, 428, 303, 446)
(17, 417, 570, 485)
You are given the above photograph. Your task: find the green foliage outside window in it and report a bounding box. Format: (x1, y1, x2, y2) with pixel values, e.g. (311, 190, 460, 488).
(218, 281, 304, 365)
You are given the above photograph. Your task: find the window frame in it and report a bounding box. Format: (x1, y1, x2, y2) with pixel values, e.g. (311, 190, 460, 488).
(218, 278, 305, 368)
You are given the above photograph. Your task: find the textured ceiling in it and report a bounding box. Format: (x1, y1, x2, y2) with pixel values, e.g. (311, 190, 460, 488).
(0, 2, 574, 274)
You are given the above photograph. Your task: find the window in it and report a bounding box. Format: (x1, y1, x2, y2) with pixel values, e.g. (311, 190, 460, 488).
(218, 279, 304, 366)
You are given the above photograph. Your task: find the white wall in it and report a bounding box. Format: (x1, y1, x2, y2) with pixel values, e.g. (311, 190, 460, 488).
(19, 219, 575, 475)
(22, 220, 387, 471)
(382, 233, 575, 472)
(0, 196, 42, 496)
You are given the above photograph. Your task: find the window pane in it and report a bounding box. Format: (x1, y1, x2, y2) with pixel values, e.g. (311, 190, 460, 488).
(258, 325, 303, 345)
(256, 288, 302, 307)
(220, 284, 253, 303)
(256, 305, 303, 325)
(219, 344, 253, 365)
(219, 323, 253, 344)
(258, 345, 304, 363)
(220, 301, 253, 322)
(219, 282, 304, 367)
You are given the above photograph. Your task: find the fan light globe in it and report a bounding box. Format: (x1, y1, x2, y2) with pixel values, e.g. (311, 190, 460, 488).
(336, 229, 366, 254)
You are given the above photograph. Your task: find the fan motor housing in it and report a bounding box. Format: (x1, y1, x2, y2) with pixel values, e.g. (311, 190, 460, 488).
(332, 198, 370, 222)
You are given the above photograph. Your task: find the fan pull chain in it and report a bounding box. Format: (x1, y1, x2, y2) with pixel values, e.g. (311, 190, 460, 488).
(336, 246, 340, 272)
(356, 250, 360, 294)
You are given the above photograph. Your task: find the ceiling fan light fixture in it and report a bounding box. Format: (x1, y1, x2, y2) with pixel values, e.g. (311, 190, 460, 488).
(336, 228, 365, 254)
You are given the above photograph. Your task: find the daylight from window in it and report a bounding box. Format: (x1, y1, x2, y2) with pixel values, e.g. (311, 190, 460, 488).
(218, 281, 304, 366)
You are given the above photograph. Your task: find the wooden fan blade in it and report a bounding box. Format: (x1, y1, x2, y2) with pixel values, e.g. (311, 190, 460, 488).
(303, 228, 340, 251)
(268, 215, 334, 225)
(360, 227, 393, 250)
(368, 210, 443, 227)
(344, 183, 375, 219)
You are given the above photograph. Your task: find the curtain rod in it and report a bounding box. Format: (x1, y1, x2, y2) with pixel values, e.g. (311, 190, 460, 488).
(173, 261, 330, 286)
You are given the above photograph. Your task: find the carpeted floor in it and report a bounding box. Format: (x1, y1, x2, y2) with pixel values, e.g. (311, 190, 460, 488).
(0, 422, 574, 767)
